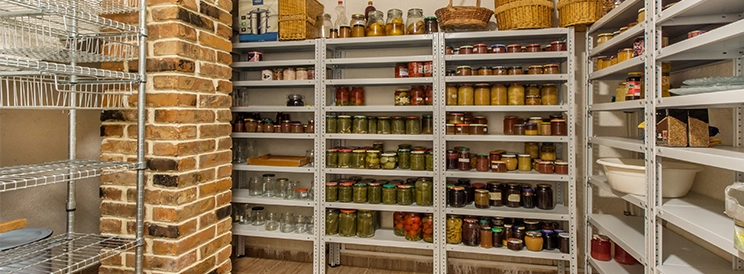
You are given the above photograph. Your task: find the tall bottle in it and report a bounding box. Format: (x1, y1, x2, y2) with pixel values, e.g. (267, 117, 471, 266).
(364, 1, 376, 20)
(334, 0, 348, 29)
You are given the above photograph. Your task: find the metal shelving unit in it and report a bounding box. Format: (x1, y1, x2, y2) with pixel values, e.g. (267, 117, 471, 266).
(584, 0, 744, 273)
(0, 0, 147, 271)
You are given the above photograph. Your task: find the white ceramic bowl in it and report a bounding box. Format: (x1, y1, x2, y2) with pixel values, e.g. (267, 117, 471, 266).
(596, 158, 703, 198)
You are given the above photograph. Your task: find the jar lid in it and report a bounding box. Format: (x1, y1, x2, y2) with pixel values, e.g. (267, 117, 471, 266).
(475, 189, 489, 193)
(296, 188, 308, 192)
(510, 65, 522, 69)
(352, 149, 367, 153)
(527, 43, 541, 47)
(425, 16, 437, 20)
(451, 186, 464, 191)
(472, 183, 485, 188)
(628, 71, 644, 76)
(412, 150, 426, 154)
(528, 65, 543, 69)
(473, 43, 487, 47)
(526, 231, 542, 237)
(524, 122, 537, 126)
(456, 65, 472, 69)
(555, 161, 569, 165)
(464, 218, 478, 223)
(558, 232, 570, 239)
(392, 116, 403, 119)
(474, 83, 490, 87)
(378, 116, 391, 119)
(501, 154, 516, 158)
(619, 26, 629, 31)
(638, 7, 645, 12)
(593, 234, 610, 242)
(397, 184, 413, 189)
(366, 149, 380, 153)
(381, 152, 396, 157)
(454, 123, 469, 127)
(406, 115, 420, 119)
(327, 148, 339, 153)
(460, 45, 473, 49)
(338, 115, 351, 118)
(340, 209, 357, 213)
(491, 43, 506, 47)
(470, 124, 484, 127)
(538, 161, 554, 165)
(529, 116, 543, 120)
(353, 115, 368, 119)
(551, 40, 565, 44)
(353, 182, 367, 187)
(326, 182, 338, 187)
(542, 229, 554, 234)
(507, 44, 521, 47)
(395, 88, 409, 92)
(458, 147, 470, 151)
(524, 219, 540, 224)
(398, 148, 411, 152)
(542, 83, 557, 87)
(551, 119, 567, 123)
(508, 238, 523, 244)
(422, 114, 433, 118)
(340, 182, 354, 187)
(492, 227, 503, 233)
(518, 154, 531, 157)
(491, 160, 506, 164)
(383, 184, 397, 189)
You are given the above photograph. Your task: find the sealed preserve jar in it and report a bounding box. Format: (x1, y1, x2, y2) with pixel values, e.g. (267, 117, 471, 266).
(474, 189, 490, 208)
(380, 152, 398, 170)
(411, 149, 426, 171)
(367, 182, 381, 204)
(337, 115, 352, 134)
(392, 116, 406, 134)
(493, 66, 507, 75)
(508, 66, 523, 75)
(527, 65, 544, 74)
(398, 148, 411, 169)
(338, 182, 354, 202)
(352, 115, 368, 134)
(366, 10, 385, 36)
(544, 64, 560, 74)
(591, 235, 612, 261)
(377, 116, 391, 134)
(326, 149, 339, 168)
(422, 114, 433, 134)
(352, 149, 367, 169)
(508, 84, 525, 105)
(326, 209, 339, 235)
(541, 84, 559, 105)
(406, 116, 421, 134)
(458, 84, 474, 105)
(505, 183, 521, 207)
(325, 182, 338, 202)
(555, 161, 569, 174)
(366, 150, 381, 169)
(463, 218, 480, 246)
(540, 143, 556, 161)
(395, 88, 411, 105)
(397, 184, 414, 205)
(326, 115, 337, 133)
(353, 183, 368, 203)
(338, 148, 352, 168)
(415, 178, 433, 206)
(490, 84, 507, 105)
(536, 184, 554, 210)
(474, 83, 491, 105)
(339, 209, 357, 237)
(382, 184, 397, 204)
(446, 84, 458, 105)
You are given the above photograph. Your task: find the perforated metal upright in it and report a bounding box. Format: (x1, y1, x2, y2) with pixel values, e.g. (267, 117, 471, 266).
(432, 31, 446, 274)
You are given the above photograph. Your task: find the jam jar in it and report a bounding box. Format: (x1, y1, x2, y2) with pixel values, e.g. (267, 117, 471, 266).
(474, 189, 490, 209)
(543, 64, 560, 74)
(505, 183, 521, 208)
(446, 149, 458, 169)
(410, 149, 426, 171)
(459, 46, 474, 55)
(503, 116, 518, 135)
(551, 40, 567, 51)
(462, 218, 480, 246)
(525, 43, 541, 52)
(493, 66, 507, 75)
(450, 186, 466, 207)
(502, 154, 517, 171)
(537, 161, 555, 174)
(591, 235, 612, 261)
(488, 182, 504, 207)
(508, 66, 523, 75)
(337, 115, 352, 134)
(491, 44, 507, 53)
(615, 244, 639, 265)
(527, 65, 544, 74)
(506, 44, 521, 53)
(326, 148, 339, 168)
(477, 66, 493, 76)
(536, 184, 554, 210)
(551, 119, 567, 136)
(456, 65, 472, 76)
(474, 43, 488, 54)
(525, 231, 544, 251)
(457, 147, 471, 171)
(555, 161, 569, 174)
(396, 184, 414, 205)
(508, 83, 525, 105)
(521, 185, 535, 208)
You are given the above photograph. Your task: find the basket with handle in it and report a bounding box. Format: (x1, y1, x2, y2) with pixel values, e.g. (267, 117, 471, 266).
(278, 0, 325, 41)
(557, 0, 604, 28)
(494, 0, 554, 30)
(435, 0, 494, 32)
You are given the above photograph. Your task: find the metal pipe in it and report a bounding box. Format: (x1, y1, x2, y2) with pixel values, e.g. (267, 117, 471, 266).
(134, 0, 148, 270)
(66, 0, 79, 235)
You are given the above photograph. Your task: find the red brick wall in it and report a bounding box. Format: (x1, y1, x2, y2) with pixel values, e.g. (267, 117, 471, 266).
(99, 0, 233, 272)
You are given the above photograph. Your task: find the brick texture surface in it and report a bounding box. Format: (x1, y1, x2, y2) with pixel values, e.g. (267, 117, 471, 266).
(99, 0, 233, 272)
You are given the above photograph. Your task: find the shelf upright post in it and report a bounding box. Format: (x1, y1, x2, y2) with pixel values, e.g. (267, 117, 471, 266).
(66, 0, 80, 235)
(134, 0, 148, 269)
(314, 38, 324, 274)
(433, 31, 446, 274)
(583, 29, 596, 274)
(647, 0, 660, 271)
(733, 57, 744, 270)
(566, 26, 578, 274)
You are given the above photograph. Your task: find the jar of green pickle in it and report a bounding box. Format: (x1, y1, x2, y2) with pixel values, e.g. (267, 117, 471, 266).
(405, 116, 421, 134)
(425, 150, 434, 171)
(422, 114, 433, 134)
(326, 115, 337, 133)
(368, 116, 378, 134)
(326, 209, 339, 235)
(382, 184, 397, 204)
(338, 181, 354, 202)
(366, 150, 381, 169)
(325, 182, 338, 202)
(368, 182, 382, 204)
(338, 148, 352, 168)
(398, 148, 411, 169)
(397, 184, 414, 205)
(352, 115, 368, 134)
(353, 183, 368, 203)
(338, 209, 357, 237)
(392, 116, 406, 134)
(415, 177, 433, 206)
(357, 210, 375, 238)
(381, 152, 398, 169)
(326, 148, 339, 168)
(337, 115, 352, 134)
(378, 116, 392, 134)
(410, 149, 426, 171)
(352, 149, 367, 169)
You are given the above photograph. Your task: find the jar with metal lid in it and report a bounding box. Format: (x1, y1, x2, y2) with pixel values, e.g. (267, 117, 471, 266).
(457, 84, 474, 105)
(391, 116, 406, 134)
(502, 154, 517, 171)
(526, 95, 541, 106)
(462, 219, 480, 246)
(410, 150, 426, 171)
(527, 65, 544, 74)
(506, 44, 521, 53)
(515, 226, 526, 242)
(446, 215, 463, 244)
(351, 14, 366, 37)
(618, 48, 633, 62)
(491, 160, 507, 172)
(424, 16, 438, 34)
(551, 41, 566, 51)
(503, 116, 518, 135)
(326, 209, 339, 235)
(349, 87, 364, 106)
(472, 83, 490, 105)
(445, 84, 458, 105)
(338, 26, 351, 38)
(425, 150, 434, 171)
(485, 84, 507, 105)
(352, 115, 368, 134)
(443, 149, 456, 170)
(279, 120, 290, 133)
(473, 154, 488, 172)
(263, 120, 275, 133)
(490, 44, 506, 53)
(610, 54, 618, 65)
(474, 189, 490, 208)
(420, 114, 433, 134)
(398, 148, 411, 169)
(338, 149, 352, 168)
(377, 116, 391, 134)
(508, 83, 525, 105)
(338, 209, 357, 237)
(457, 147, 471, 171)
(518, 154, 532, 171)
(365, 150, 381, 169)
(406, 116, 421, 134)
(352, 149, 366, 169)
(488, 183, 504, 206)
(540, 143, 556, 161)
(559, 233, 570, 253)
(415, 178, 433, 206)
(615, 244, 638, 265)
(521, 185, 535, 208)
(377, 152, 397, 170)
(420, 214, 433, 243)
(525, 231, 544, 251)
(366, 117, 377, 134)
(338, 181, 354, 202)
(476, 66, 493, 76)
(537, 161, 555, 174)
(335, 87, 350, 106)
(626, 72, 643, 100)
(508, 66, 523, 75)
(354, 210, 374, 238)
(351, 183, 368, 203)
(325, 182, 338, 202)
(296, 67, 308, 80)
(493, 66, 507, 75)
(470, 43, 486, 54)
(337, 115, 352, 134)
(326, 149, 339, 168)
(591, 235, 612, 261)
(551, 119, 567, 136)
(406, 8, 424, 35)
(326, 115, 338, 133)
(542, 64, 559, 75)
(540, 84, 559, 105)
(597, 33, 613, 45)
(525, 43, 541, 52)
(366, 10, 385, 36)
(382, 184, 397, 204)
(408, 62, 423, 78)
(505, 183, 521, 207)
(449, 187, 466, 207)
(456, 65, 472, 76)
(397, 184, 414, 205)
(555, 161, 569, 174)
(536, 184, 554, 210)
(524, 123, 538, 135)
(507, 238, 524, 251)
(283, 68, 296, 81)
(459, 46, 474, 55)
(513, 124, 525, 135)
(394, 88, 411, 105)
(393, 212, 406, 236)
(524, 142, 539, 159)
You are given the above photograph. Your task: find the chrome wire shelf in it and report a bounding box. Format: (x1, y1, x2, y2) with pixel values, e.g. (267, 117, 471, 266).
(0, 56, 138, 79)
(0, 233, 137, 273)
(0, 160, 136, 192)
(1, 73, 134, 108)
(0, 0, 139, 32)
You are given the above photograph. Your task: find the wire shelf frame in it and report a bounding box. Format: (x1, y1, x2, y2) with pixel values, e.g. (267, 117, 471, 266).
(0, 233, 137, 273)
(1, 73, 135, 108)
(0, 0, 139, 32)
(0, 160, 136, 192)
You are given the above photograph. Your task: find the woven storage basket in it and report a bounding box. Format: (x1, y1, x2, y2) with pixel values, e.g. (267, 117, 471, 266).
(435, 0, 494, 31)
(278, 0, 324, 41)
(494, 0, 554, 30)
(557, 0, 603, 27)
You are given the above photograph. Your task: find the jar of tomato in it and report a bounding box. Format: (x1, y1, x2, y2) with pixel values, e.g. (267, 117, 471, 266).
(350, 87, 365, 106)
(591, 235, 612, 261)
(422, 214, 434, 243)
(393, 212, 406, 236)
(395, 63, 409, 78)
(410, 86, 425, 106)
(408, 62, 423, 77)
(404, 213, 422, 241)
(336, 86, 350, 106)
(425, 85, 433, 105)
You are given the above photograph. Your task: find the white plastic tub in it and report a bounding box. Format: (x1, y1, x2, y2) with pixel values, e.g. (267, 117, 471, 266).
(596, 158, 703, 198)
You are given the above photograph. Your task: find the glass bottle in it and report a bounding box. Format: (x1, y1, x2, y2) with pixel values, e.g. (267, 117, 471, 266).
(366, 10, 385, 36)
(334, 0, 348, 29)
(364, 1, 376, 20)
(406, 8, 424, 35)
(385, 8, 404, 35)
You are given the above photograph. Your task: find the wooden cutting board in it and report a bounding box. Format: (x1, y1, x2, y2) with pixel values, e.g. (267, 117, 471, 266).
(247, 154, 308, 167)
(0, 219, 27, 234)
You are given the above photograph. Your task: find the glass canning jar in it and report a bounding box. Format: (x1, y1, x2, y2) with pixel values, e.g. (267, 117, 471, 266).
(462, 219, 480, 246)
(521, 185, 535, 208)
(338, 181, 353, 202)
(366, 150, 381, 169)
(508, 66, 523, 75)
(357, 210, 375, 238)
(326, 209, 339, 235)
(536, 184, 554, 210)
(350, 87, 365, 106)
(446, 84, 458, 105)
(397, 184, 414, 205)
(385, 8, 404, 35)
(502, 154, 517, 171)
(337, 115, 351, 134)
(395, 88, 411, 105)
(368, 182, 382, 204)
(410, 150, 426, 171)
(491, 84, 507, 105)
(336, 87, 350, 106)
(398, 148, 411, 169)
(474, 189, 490, 208)
(338, 148, 352, 168)
(352, 115, 368, 134)
(540, 143, 557, 161)
(505, 183, 521, 208)
(475, 154, 490, 172)
(425, 150, 434, 171)
(338, 209, 357, 237)
(352, 149, 367, 169)
(404, 213, 423, 241)
(406, 116, 421, 134)
(353, 183, 368, 203)
(381, 152, 398, 170)
(541, 84, 559, 105)
(493, 66, 507, 75)
(525, 123, 538, 135)
(366, 10, 385, 36)
(326, 115, 337, 133)
(422, 114, 433, 134)
(458, 84, 474, 105)
(518, 154, 533, 171)
(393, 212, 406, 236)
(410, 85, 425, 106)
(325, 182, 338, 202)
(392, 116, 406, 134)
(474, 83, 491, 105)
(406, 8, 424, 35)
(524, 142, 540, 159)
(446, 215, 463, 244)
(351, 14, 366, 37)
(326, 148, 339, 168)
(457, 147, 471, 171)
(382, 184, 397, 204)
(508, 83, 525, 105)
(415, 177, 433, 206)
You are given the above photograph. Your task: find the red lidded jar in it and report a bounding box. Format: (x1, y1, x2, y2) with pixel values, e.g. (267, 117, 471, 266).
(590, 235, 612, 261)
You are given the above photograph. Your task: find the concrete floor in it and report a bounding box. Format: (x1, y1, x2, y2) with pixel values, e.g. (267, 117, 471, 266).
(233, 257, 429, 274)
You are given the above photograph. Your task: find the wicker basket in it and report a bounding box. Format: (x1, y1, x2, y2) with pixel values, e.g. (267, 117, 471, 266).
(435, 0, 494, 32)
(278, 0, 324, 41)
(494, 0, 554, 30)
(557, 0, 604, 27)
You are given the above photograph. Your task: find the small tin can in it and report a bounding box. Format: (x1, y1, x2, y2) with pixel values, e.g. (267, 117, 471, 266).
(247, 51, 263, 62)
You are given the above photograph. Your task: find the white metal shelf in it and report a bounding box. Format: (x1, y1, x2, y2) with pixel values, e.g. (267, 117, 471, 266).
(659, 18, 744, 61)
(444, 135, 568, 143)
(444, 52, 568, 62)
(0, 0, 139, 31)
(325, 105, 434, 112)
(660, 192, 737, 256)
(445, 74, 568, 83)
(233, 80, 315, 87)
(445, 170, 569, 182)
(233, 164, 316, 174)
(588, 0, 643, 34)
(589, 57, 644, 80)
(326, 55, 433, 68)
(325, 77, 433, 86)
(324, 202, 435, 213)
(658, 0, 744, 26)
(589, 100, 645, 112)
(325, 134, 435, 141)
(231, 106, 317, 112)
(588, 214, 646, 265)
(325, 34, 434, 50)
(445, 244, 570, 261)
(0, 160, 136, 193)
(0, 56, 138, 81)
(659, 89, 744, 108)
(658, 145, 744, 173)
(232, 40, 316, 52)
(232, 59, 316, 69)
(588, 136, 645, 153)
(233, 189, 315, 207)
(445, 204, 570, 220)
(589, 176, 644, 208)
(232, 223, 314, 241)
(324, 168, 435, 177)
(324, 229, 434, 250)
(231, 132, 316, 140)
(588, 257, 644, 274)
(444, 28, 570, 41)
(589, 23, 644, 58)
(445, 105, 567, 112)
(0, 232, 137, 274)
(660, 228, 743, 274)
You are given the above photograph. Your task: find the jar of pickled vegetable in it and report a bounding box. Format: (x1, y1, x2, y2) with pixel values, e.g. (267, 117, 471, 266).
(352, 115, 368, 134)
(490, 84, 507, 105)
(541, 84, 558, 105)
(338, 115, 352, 134)
(398, 148, 411, 169)
(377, 116, 391, 134)
(527, 65, 544, 74)
(366, 11, 385, 36)
(339, 148, 352, 168)
(380, 152, 398, 170)
(524, 142, 540, 159)
(477, 66, 493, 75)
(474, 83, 490, 105)
(458, 84, 474, 105)
(508, 66, 523, 75)
(397, 184, 414, 205)
(415, 178, 433, 206)
(493, 66, 507, 75)
(326, 148, 339, 168)
(339, 209, 357, 237)
(366, 150, 381, 169)
(338, 182, 353, 202)
(526, 95, 541, 105)
(406, 8, 424, 35)
(395, 88, 410, 105)
(425, 150, 434, 171)
(386, 9, 404, 35)
(353, 183, 368, 203)
(540, 143, 556, 161)
(392, 116, 406, 134)
(393, 212, 406, 236)
(326, 115, 337, 133)
(336, 87, 350, 106)
(446, 84, 458, 105)
(363, 182, 380, 204)
(422, 114, 433, 134)
(406, 116, 421, 134)
(447, 215, 463, 244)
(508, 83, 525, 105)
(326, 182, 338, 202)
(326, 209, 339, 235)
(377, 184, 395, 205)
(422, 214, 433, 243)
(352, 149, 367, 169)
(410, 149, 426, 171)
(356, 210, 375, 238)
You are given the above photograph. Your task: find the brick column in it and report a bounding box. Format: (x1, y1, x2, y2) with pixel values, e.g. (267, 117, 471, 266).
(98, 0, 233, 272)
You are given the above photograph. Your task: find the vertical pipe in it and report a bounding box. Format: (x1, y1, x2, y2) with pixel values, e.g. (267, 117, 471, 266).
(66, 0, 79, 235)
(646, 0, 660, 271)
(135, 0, 148, 270)
(433, 32, 446, 274)
(583, 29, 594, 274)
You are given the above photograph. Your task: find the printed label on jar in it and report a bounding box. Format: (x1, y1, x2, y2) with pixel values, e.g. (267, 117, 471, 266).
(628, 80, 641, 98)
(489, 192, 501, 200)
(507, 194, 520, 202)
(458, 158, 470, 163)
(398, 68, 409, 77)
(424, 62, 432, 75)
